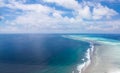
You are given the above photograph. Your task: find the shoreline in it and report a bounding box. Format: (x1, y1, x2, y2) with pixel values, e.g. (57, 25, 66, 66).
(62, 35, 96, 73)
(82, 42, 98, 73)
(81, 41, 120, 73)
(63, 35, 120, 73)
(74, 42, 95, 73)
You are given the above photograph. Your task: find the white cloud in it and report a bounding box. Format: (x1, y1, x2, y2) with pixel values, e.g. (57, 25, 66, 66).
(86, 20, 120, 32)
(43, 0, 118, 20)
(5, 3, 53, 13)
(86, 0, 120, 3)
(0, 0, 5, 7)
(92, 3, 118, 19)
(0, 0, 119, 33)
(77, 5, 91, 19)
(0, 16, 4, 20)
(43, 0, 80, 10)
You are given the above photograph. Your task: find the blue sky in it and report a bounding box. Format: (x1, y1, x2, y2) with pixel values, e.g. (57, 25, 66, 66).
(0, 0, 120, 33)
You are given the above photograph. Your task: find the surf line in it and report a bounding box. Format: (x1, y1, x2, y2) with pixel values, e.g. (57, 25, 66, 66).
(73, 42, 94, 73)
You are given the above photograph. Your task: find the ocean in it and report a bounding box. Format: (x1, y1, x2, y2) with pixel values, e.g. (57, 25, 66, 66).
(66, 34, 120, 73)
(0, 34, 90, 73)
(0, 34, 120, 73)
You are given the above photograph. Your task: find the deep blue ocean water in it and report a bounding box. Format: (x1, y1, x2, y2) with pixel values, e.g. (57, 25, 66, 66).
(0, 34, 120, 73)
(0, 34, 90, 73)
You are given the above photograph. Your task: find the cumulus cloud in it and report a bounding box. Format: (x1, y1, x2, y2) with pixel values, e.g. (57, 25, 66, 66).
(44, 0, 80, 10)
(43, 0, 118, 20)
(85, 0, 120, 3)
(0, 0, 5, 7)
(0, 0, 119, 33)
(92, 3, 118, 19)
(85, 20, 120, 33)
(0, 16, 4, 20)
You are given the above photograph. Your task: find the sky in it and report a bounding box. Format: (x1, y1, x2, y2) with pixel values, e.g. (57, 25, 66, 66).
(0, 0, 120, 33)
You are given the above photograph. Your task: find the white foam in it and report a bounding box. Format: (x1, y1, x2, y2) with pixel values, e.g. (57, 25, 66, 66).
(85, 48, 91, 67)
(90, 42, 94, 53)
(76, 43, 94, 73)
(77, 62, 86, 73)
